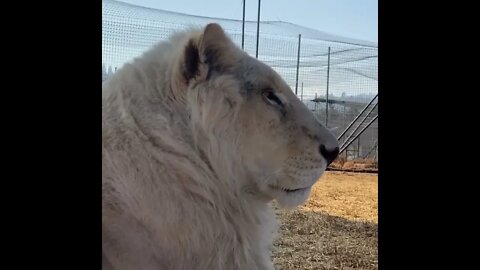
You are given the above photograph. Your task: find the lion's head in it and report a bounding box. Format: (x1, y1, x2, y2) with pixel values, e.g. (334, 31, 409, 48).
(172, 24, 339, 208)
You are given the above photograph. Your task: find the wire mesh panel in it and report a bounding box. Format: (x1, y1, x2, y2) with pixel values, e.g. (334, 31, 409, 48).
(102, 0, 378, 162)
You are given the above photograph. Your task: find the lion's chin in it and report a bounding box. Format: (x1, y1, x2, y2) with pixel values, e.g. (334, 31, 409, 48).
(274, 186, 312, 209)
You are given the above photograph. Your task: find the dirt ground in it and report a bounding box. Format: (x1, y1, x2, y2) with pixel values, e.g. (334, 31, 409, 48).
(271, 171, 378, 270)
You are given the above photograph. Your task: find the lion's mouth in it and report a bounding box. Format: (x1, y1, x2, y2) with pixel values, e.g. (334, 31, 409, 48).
(282, 187, 305, 193)
(270, 185, 309, 193)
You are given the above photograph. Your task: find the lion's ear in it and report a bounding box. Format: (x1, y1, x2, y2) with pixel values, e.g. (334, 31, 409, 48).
(198, 23, 237, 78)
(174, 23, 236, 89)
(181, 39, 201, 83)
(172, 34, 206, 90)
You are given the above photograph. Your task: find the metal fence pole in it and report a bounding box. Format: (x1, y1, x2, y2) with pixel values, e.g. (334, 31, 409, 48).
(295, 34, 301, 96)
(300, 82, 304, 101)
(325, 47, 331, 127)
(255, 0, 261, 59)
(342, 103, 346, 143)
(337, 93, 378, 141)
(340, 114, 378, 154)
(357, 136, 361, 158)
(340, 102, 378, 150)
(241, 0, 245, 50)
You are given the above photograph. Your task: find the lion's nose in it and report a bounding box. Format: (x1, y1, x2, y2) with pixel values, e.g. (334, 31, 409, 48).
(319, 145, 339, 166)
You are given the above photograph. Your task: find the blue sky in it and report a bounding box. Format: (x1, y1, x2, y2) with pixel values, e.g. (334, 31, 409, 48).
(119, 0, 378, 43)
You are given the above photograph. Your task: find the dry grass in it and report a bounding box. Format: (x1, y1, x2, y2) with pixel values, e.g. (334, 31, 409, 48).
(331, 158, 377, 170)
(271, 171, 378, 269)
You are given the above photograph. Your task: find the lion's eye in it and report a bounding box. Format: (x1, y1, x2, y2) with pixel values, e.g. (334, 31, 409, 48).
(263, 90, 284, 108)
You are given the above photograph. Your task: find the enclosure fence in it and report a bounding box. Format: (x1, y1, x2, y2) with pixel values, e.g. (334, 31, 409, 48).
(102, 0, 378, 163)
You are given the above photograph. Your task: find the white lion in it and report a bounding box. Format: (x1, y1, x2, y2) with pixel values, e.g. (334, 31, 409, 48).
(102, 23, 339, 270)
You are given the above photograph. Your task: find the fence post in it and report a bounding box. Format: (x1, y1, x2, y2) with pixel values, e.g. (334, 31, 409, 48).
(337, 94, 378, 141)
(375, 127, 378, 162)
(339, 114, 378, 154)
(325, 46, 331, 127)
(255, 0, 261, 59)
(357, 136, 361, 158)
(343, 103, 346, 143)
(295, 34, 302, 96)
(300, 82, 304, 101)
(242, 0, 245, 50)
(339, 102, 378, 150)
